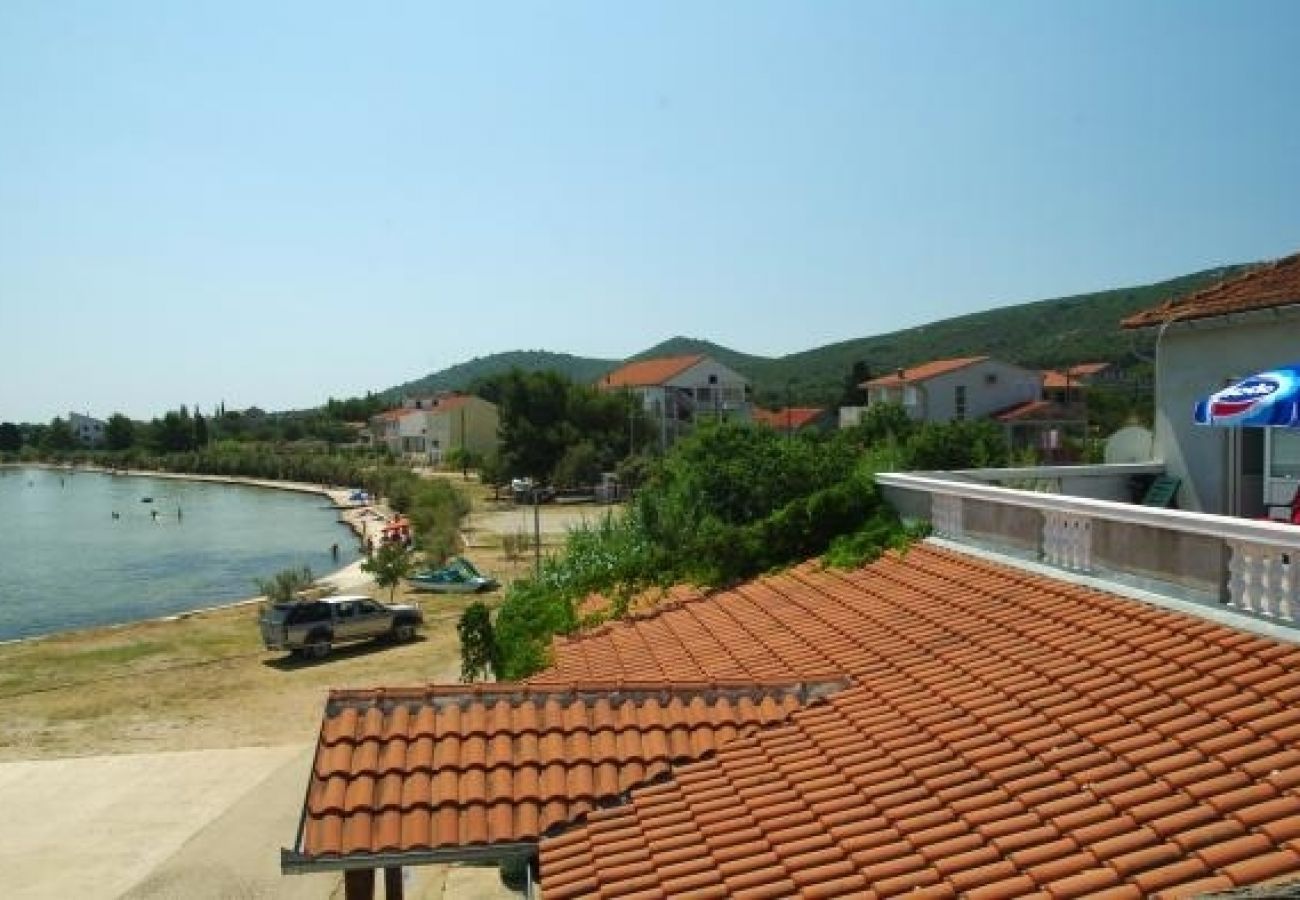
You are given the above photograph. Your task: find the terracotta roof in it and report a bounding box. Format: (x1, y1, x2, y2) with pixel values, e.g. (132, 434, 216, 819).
(862, 357, 988, 388)
(995, 399, 1084, 422)
(752, 407, 826, 430)
(1042, 363, 1109, 390)
(540, 544, 1300, 897)
(600, 355, 706, 389)
(292, 681, 829, 862)
(1123, 254, 1300, 328)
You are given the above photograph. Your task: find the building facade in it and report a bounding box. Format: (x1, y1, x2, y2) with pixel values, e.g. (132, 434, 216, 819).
(861, 357, 1043, 423)
(68, 412, 106, 446)
(1123, 253, 1300, 516)
(371, 393, 500, 463)
(598, 354, 752, 449)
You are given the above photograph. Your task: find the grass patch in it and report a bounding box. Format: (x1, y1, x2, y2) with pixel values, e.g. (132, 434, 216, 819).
(70, 641, 169, 667)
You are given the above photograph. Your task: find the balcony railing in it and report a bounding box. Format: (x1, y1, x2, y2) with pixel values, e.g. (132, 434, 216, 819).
(878, 466, 1300, 627)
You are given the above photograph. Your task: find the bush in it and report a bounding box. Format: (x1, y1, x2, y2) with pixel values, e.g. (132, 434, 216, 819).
(458, 601, 501, 682)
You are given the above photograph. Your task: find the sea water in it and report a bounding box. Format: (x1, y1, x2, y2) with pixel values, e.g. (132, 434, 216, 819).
(0, 467, 361, 641)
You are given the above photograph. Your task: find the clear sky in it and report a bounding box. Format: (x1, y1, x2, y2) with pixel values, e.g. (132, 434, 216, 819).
(3, 1, 1299, 423)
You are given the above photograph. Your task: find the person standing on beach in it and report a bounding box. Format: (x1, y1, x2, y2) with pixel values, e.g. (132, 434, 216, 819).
(331, 542, 339, 561)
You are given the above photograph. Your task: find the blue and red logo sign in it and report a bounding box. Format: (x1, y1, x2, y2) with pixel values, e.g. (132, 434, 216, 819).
(1208, 376, 1281, 419)
(1195, 366, 1300, 427)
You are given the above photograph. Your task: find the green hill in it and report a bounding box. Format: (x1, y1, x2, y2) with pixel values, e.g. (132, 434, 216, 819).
(390, 350, 618, 398)
(382, 262, 1253, 406)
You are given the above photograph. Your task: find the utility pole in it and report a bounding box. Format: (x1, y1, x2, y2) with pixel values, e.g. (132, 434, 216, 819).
(533, 487, 542, 574)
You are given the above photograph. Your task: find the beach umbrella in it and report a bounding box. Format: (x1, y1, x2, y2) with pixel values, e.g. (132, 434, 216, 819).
(1194, 364, 1300, 428)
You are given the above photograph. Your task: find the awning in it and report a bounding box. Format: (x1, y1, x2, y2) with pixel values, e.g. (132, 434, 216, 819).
(1194, 364, 1300, 427)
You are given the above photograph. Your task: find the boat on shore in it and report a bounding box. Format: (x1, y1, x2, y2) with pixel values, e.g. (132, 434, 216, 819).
(406, 556, 498, 593)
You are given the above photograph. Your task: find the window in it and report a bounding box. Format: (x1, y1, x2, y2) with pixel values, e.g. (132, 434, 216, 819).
(903, 386, 919, 407)
(708, 374, 718, 384)
(985, 373, 998, 386)
(1269, 430, 1300, 480)
(954, 385, 967, 420)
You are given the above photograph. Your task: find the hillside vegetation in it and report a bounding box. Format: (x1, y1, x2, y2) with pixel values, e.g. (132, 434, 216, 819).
(386, 262, 1252, 406)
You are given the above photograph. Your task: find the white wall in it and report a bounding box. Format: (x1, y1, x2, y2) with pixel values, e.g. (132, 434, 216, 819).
(1153, 308, 1300, 514)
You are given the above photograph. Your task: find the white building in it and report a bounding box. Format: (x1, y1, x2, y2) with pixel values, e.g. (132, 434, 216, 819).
(598, 354, 751, 449)
(1122, 253, 1300, 516)
(68, 412, 106, 446)
(371, 394, 500, 463)
(861, 357, 1042, 423)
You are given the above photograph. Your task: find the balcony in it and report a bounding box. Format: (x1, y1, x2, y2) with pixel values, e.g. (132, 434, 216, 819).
(878, 463, 1300, 630)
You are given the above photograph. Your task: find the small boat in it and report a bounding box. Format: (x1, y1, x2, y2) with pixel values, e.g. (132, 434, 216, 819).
(407, 556, 498, 594)
(140, 497, 154, 503)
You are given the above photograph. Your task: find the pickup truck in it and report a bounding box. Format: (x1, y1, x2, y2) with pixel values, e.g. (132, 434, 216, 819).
(258, 595, 423, 659)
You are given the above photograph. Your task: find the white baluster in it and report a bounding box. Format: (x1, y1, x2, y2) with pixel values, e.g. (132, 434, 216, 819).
(1041, 511, 1092, 573)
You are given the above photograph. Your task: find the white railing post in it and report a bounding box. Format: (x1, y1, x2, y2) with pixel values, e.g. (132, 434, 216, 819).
(1227, 540, 1299, 621)
(1042, 510, 1093, 573)
(879, 470, 1300, 629)
(931, 494, 963, 538)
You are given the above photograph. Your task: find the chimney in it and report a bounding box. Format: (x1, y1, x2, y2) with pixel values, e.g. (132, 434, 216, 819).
(896, 368, 905, 380)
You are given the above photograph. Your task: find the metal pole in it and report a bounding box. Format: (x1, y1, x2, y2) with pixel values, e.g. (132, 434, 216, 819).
(533, 489, 541, 574)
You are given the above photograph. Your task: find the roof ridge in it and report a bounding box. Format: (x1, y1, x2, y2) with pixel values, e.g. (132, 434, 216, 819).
(326, 677, 847, 708)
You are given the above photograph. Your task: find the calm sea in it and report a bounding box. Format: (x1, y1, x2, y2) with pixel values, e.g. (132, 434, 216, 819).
(0, 467, 361, 641)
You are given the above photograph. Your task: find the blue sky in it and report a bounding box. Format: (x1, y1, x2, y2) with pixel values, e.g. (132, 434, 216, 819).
(2, 1, 1299, 422)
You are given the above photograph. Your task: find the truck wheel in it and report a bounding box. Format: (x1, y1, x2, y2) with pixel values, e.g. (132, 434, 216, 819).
(305, 632, 332, 659)
(393, 622, 416, 642)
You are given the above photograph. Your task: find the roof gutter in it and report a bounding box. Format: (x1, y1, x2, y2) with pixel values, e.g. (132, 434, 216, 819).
(281, 841, 538, 874)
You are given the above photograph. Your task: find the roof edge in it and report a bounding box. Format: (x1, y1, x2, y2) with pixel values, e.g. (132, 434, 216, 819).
(282, 841, 537, 874)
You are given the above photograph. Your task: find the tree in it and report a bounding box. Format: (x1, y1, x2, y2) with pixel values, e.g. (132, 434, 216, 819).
(43, 417, 76, 453)
(552, 441, 600, 488)
(486, 368, 649, 483)
(105, 414, 136, 452)
(0, 422, 21, 454)
(838, 360, 873, 407)
(457, 601, 501, 682)
(254, 566, 315, 603)
(361, 542, 414, 602)
(193, 411, 208, 447)
(150, 409, 196, 453)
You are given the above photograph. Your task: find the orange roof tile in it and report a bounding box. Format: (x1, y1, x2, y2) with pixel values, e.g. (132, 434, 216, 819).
(995, 399, 1083, 422)
(538, 545, 1300, 897)
(289, 543, 1300, 896)
(292, 681, 829, 861)
(862, 356, 988, 388)
(1123, 253, 1300, 328)
(599, 355, 706, 389)
(1042, 364, 1107, 390)
(751, 407, 826, 430)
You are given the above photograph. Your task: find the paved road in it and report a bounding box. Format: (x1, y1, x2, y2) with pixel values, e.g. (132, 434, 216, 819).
(2, 745, 518, 899)
(1, 745, 309, 899)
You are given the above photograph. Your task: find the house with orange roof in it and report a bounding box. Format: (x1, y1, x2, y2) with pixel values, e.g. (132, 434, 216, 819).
(369, 393, 499, 463)
(861, 356, 1043, 425)
(597, 354, 751, 449)
(282, 540, 1300, 899)
(1041, 362, 1110, 405)
(1122, 252, 1300, 516)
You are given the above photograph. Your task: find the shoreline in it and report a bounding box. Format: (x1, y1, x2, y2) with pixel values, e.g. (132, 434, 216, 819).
(0, 464, 394, 648)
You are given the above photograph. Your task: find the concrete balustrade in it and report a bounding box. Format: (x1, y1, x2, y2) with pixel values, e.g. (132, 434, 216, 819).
(878, 466, 1300, 627)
